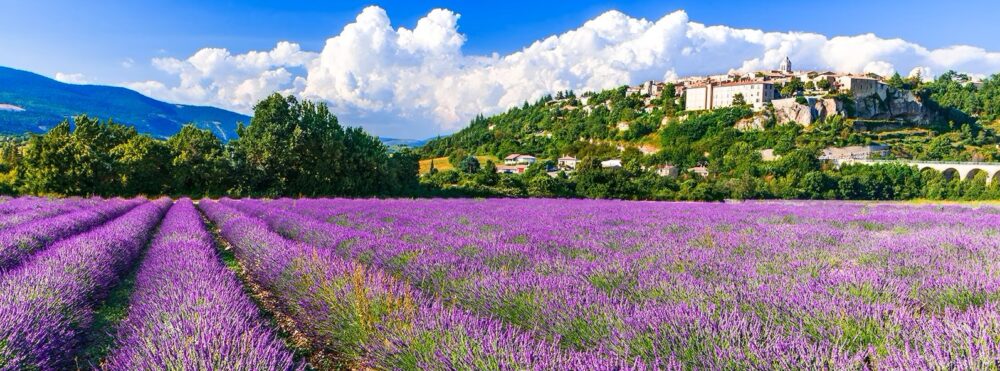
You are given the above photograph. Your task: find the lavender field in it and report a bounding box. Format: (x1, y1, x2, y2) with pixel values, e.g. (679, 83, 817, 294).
(2, 197, 1000, 369)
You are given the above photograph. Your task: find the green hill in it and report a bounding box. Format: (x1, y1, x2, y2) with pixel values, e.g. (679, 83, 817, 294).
(420, 72, 1000, 166)
(416, 72, 1000, 200)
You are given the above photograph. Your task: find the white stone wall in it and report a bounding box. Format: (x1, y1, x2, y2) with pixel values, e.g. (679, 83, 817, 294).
(712, 83, 773, 109)
(838, 77, 885, 98)
(687, 83, 773, 111)
(685, 86, 709, 110)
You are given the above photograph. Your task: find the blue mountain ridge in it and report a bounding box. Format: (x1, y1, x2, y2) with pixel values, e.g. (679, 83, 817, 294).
(0, 66, 248, 140)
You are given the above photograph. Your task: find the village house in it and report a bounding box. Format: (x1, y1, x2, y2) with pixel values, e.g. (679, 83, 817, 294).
(627, 80, 665, 97)
(503, 154, 537, 166)
(684, 81, 775, 111)
(836, 75, 884, 98)
(819, 144, 890, 160)
(655, 164, 679, 177)
(760, 149, 780, 161)
(637, 144, 659, 155)
(557, 156, 578, 170)
(688, 166, 710, 177)
(496, 165, 527, 174)
(601, 159, 623, 168)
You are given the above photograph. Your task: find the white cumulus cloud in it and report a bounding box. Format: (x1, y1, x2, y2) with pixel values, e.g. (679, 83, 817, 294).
(126, 6, 1000, 138)
(127, 41, 317, 112)
(54, 72, 91, 84)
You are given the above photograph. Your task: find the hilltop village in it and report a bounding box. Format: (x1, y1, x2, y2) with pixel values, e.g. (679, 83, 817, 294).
(417, 55, 1000, 200)
(480, 57, 933, 176)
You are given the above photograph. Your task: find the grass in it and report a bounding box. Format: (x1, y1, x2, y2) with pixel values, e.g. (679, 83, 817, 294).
(418, 155, 501, 174)
(74, 220, 164, 368)
(197, 210, 314, 365)
(903, 199, 1000, 207)
(74, 261, 142, 368)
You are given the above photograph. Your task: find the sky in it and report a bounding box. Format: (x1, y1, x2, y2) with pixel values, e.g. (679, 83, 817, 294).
(2, 0, 999, 138)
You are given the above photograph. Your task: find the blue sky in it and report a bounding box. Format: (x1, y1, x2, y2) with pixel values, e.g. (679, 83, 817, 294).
(2, 0, 999, 137)
(3, 0, 998, 81)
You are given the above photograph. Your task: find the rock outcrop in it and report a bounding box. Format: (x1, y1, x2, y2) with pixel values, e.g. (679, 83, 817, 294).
(770, 85, 935, 127)
(854, 88, 934, 124)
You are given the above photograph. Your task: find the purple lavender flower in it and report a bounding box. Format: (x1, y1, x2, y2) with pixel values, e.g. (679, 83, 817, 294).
(103, 198, 299, 370)
(0, 198, 170, 369)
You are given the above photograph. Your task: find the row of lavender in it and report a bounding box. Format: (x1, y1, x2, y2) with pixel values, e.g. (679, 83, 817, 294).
(0, 197, 146, 272)
(199, 199, 622, 369)
(0, 198, 300, 369)
(225, 198, 1000, 369)
(104, 199, 297, 369)
(0, 198, 170, 368)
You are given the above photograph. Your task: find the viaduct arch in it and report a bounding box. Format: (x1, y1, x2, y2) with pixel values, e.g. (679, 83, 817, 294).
(836, 159, 1000, 183)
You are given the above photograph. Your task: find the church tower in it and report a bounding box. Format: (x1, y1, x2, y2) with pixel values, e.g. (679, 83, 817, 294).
(779, 56, 792, 73)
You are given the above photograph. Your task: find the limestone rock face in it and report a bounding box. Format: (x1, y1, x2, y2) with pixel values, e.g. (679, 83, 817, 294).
(854, 89, 934, 124)
(770, 86, 934, 126)
(735, 115, 767, 131)
(772, 98, 818, 125)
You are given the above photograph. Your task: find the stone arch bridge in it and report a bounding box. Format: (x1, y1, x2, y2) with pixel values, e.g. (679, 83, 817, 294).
(835, 159, 1000, 183)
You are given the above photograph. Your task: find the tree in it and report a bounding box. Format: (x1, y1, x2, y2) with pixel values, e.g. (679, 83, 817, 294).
(458, 155, 481, 173)
(781, 77, 804, 97)
(230, 93, 392, 196)
(112, 134, 171, 196)
(888, 72, 906, 89)
(800, 171, 833, 199)
(19, 116, 133, 195)
(732, 93, 747, 107)
(477, 160, 500, 186)
(385, 149, 420, 195)
(816, 79, 832, 91)
(166, 125, 229, 197)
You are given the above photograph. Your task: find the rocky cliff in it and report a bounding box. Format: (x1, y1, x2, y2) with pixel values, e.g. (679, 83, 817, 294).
(771, 85, 935, 127)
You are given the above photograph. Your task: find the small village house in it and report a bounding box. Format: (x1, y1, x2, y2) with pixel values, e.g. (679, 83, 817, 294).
(557, 156, 578, 170)
(504, 154, 538, 166)
(496, 165, 527, 174)
(688, 166, 710, 177)
(601, 159, 623, 168)
(656, 164, 679, 177)
(760, 149, 780, 161)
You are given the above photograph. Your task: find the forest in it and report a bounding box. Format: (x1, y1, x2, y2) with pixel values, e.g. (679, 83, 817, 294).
(0, 94, 419, 197)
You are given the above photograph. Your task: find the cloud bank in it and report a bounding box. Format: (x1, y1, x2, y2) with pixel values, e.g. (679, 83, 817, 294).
(126, 6, 1000, 137)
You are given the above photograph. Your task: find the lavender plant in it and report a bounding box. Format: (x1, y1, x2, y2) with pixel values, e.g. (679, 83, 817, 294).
(103, 199, 299, 370)
(199, 199, 620, 369)
(0, 197, 145, 272)
(0, 198, 170, 369)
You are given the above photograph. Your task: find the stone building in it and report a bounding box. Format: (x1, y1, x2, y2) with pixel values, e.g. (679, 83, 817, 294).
(685, 81, 775, 111)
(627, 81, 664, 97)
(837, 76, 884, 98)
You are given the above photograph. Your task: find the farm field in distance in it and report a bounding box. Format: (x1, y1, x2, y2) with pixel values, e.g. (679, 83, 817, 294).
(1, 196, 1000, 369)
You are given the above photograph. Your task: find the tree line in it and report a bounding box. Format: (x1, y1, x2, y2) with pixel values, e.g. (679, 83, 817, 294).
(0, 94, 419, 197)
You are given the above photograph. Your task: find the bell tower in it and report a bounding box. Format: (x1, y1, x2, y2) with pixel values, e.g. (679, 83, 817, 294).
(779, 56, 792, 73)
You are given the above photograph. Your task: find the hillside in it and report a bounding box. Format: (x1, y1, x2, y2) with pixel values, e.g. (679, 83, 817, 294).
(0, 66, 249, 139)
(420, 71, 1000, 166)
(416, 71, 1000, 200)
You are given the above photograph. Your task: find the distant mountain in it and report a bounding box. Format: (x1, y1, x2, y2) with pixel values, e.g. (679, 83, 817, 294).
(0, 66, 249, 140)
(379, 137, 431, 147)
